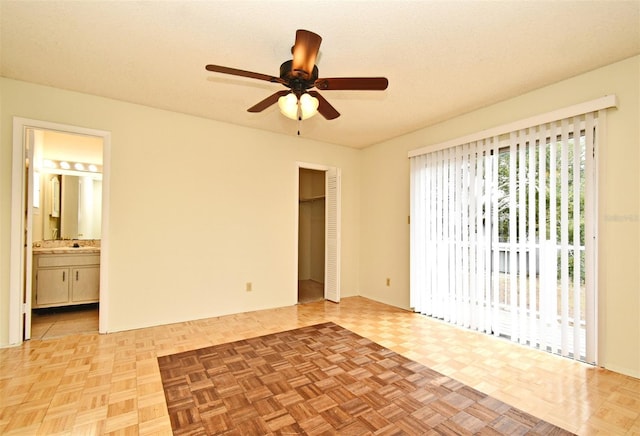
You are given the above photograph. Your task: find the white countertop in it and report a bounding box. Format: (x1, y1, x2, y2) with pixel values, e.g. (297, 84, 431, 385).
(33, 246, 101, 255)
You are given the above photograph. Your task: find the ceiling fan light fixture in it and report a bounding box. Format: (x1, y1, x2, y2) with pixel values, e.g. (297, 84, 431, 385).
(299, 93, 319, 120)
(278, 92, 319, 120)
(278, 93, 299, 120)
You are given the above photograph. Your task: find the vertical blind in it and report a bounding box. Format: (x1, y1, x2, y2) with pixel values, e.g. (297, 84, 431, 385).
(410, 109, 602, 363)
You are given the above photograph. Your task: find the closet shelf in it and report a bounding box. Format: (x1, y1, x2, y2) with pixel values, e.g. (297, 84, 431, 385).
(299, 195, 325, 203)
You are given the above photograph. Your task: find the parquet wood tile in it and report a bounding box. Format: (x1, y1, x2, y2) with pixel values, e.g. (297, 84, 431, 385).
(157, 322, 573, 435)
(0, 297, 638, 435)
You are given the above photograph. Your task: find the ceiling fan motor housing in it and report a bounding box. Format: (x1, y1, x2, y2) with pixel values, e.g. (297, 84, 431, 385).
(280, 60, 318, 95)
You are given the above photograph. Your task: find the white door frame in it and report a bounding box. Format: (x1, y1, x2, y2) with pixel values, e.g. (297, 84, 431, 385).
(9, 118, 111, 344)
(296, 162, 341, 303)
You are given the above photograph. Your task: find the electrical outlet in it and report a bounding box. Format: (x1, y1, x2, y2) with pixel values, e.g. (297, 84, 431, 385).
(246, 282, 252, 292)
(386, 278, 391, 287)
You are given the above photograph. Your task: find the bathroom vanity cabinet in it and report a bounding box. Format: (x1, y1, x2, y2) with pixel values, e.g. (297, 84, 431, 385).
(32, 251, 100, 308)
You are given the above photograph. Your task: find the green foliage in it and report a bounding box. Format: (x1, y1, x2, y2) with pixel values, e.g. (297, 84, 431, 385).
(496, 135, 586, 282)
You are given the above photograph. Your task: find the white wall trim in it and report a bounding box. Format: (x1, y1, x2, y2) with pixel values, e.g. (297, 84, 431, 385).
(9, 118, 111, 345)
(9, 121, 26, 344)
(296, 161, 331, 172)
(408, 95, 618, 158)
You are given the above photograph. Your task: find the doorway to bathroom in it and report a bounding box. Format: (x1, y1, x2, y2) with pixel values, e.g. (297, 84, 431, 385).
(30, 129, 103, 340)
(297, 164, 341, 304)
(9, 118, 111, 344)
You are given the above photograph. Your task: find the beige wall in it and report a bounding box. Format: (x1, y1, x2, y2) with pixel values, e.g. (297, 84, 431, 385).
(360, 55, 640, 378)
(1, 55, 638, 379)
(0, 78, 360, 339)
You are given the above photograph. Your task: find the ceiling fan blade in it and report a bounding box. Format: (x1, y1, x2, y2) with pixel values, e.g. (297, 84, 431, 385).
(205, 64, 283, 83)
(247, 90, 290, 113)
(315, 77, 389, 91)
(308, 91, 340, 120)
(291, 29, 322, 79)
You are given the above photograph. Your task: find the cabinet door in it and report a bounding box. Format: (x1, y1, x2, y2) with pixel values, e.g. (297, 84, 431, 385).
(71, 266, 100, 303)
(36, 268, 70, 306)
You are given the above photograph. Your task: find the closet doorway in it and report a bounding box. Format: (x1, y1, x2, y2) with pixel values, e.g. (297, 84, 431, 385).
(298, 168, 326, 303)
(296, 164, 341, 304)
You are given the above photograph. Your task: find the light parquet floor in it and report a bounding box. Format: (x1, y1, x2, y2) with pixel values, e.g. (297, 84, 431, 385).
(0, 296, 638, 435)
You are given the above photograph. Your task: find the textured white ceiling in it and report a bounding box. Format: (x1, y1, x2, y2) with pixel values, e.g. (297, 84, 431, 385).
(2, 1, 639, 148)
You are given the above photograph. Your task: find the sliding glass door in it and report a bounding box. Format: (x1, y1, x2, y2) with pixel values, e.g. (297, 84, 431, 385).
(410, 112, 598, 363)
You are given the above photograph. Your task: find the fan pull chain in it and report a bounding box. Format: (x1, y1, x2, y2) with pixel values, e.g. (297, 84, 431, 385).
(297, 100, 302, 136)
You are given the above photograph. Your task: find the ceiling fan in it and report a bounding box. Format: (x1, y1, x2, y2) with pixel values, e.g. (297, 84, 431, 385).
(205, 29, 388, 121)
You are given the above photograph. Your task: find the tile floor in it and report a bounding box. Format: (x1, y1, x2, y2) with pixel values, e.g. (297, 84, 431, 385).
(1, 297, 638, 435)
(30, 304, 99, 340)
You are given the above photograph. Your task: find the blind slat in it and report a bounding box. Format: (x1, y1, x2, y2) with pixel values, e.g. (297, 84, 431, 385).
(518, 130, 528, 344)
(572, 116, 582, 359)
(509, 132, 519, 343)
(560, 118, 570, 356)
(527, 127, 538, 346)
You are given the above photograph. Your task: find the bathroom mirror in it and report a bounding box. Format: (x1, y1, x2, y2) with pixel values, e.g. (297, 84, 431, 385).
(33, 128, 103, 241)
(41, 172, 102, 240)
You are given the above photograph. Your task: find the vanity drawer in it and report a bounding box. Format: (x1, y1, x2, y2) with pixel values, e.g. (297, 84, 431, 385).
(37, 254, 100, 268)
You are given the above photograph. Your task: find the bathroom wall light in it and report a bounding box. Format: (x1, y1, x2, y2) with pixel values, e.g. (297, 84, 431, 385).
(40, 159, 102, 175)
(43, 159, 57, 169)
